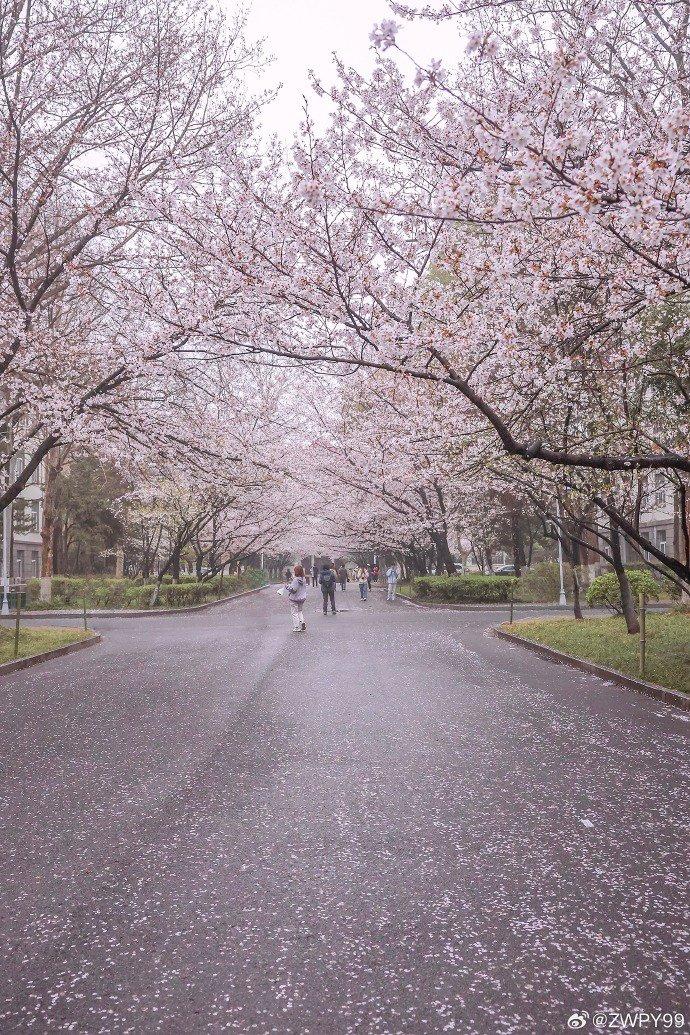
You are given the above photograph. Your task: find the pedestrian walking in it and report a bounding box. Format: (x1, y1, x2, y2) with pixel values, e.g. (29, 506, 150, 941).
(337, 564, 348, 591)
(357, 567, 368, 600)
(319, 563, 337, 615)
(311, 564, 318, 588)
(386, 562, 399, 602)
(285, 564, 308, 632)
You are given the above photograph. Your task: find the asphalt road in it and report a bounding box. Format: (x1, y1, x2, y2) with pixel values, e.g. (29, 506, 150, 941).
(0, 588, 688, 1034)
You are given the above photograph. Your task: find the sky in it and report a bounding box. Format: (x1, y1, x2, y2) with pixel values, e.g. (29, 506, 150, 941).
(234, 0, 461, 139)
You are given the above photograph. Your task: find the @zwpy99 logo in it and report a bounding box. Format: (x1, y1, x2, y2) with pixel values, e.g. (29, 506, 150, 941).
(568, 1013, 590, 1030)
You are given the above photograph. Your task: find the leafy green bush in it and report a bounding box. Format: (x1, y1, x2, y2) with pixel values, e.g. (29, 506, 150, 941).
(412, 574, 518, 603)
(50, 576, 88, 604)
(160, 582, 210, 607)
(124, 585, 155, 609)
(586, 570, 660, 613)
(515, 562, 568, 603)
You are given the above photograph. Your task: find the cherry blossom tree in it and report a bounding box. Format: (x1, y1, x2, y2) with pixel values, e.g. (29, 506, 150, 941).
(159, 0, 688, 602)
(0, 0, 263, 513)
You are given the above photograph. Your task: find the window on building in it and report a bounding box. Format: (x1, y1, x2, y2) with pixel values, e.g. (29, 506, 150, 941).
(656, 528, 667, 555)
(30, 549, 40, 577)
(14, 550, 24, 579)
(9, 455, 23, 483)
(654, 473, 667, 509)
(13, 500, 40, 534)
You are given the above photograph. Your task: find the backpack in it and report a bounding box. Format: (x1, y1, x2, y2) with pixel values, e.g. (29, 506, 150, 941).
(321, 569, 335, 590)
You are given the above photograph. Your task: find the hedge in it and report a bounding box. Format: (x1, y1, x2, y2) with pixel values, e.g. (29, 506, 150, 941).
(25, 571, 266, 610)
(412, 574, 518, 604)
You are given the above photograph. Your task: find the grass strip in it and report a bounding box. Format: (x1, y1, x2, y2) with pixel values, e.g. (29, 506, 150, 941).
(0, 626, 90, 665)
(503, 614, 690, 696)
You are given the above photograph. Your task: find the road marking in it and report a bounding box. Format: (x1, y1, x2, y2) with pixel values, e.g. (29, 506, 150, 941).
(579, 819, 595, 828)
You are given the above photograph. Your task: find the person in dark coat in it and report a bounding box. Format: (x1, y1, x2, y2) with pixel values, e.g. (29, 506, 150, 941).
(319, 564, 337, 615)
(337, 564, 347, 591)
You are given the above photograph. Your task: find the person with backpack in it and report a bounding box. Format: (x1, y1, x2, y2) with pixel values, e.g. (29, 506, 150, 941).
(285, 564, 308, 632)
(319, 563, 337, 615)
(385, 562, 399, 602)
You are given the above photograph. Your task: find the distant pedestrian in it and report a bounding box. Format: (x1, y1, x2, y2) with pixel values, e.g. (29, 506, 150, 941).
(285, 564, 308, 632)
(372, 563, 380, 582)
(357, 567, 368, 600)
(386, 562, 399, 602)
(337, 564, 347, 591)
(311, 564, 318, 587)
(283, 567, 291, 583)
(366, 566, 373, 591)
(319, 563, 337, 615)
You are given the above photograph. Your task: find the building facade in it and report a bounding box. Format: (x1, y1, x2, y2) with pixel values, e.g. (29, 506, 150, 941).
(1, 457, 43, 584)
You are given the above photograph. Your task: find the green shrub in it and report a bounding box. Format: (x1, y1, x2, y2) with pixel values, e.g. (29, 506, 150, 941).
(515, 562, 568, 603)
(586, 570, 660, 613)
(26, 570, 264, 610)
(242, 567, 268, 587)
(412, 574, 518, 603)
(160, 582, 210, 607)
(124, 585, 155, 609)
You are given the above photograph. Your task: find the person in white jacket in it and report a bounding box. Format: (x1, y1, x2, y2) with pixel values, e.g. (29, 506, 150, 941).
(285, 564, 308, 631)
(386, 563, 399, 602)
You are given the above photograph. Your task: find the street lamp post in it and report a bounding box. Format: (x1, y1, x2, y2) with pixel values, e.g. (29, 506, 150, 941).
(556, 500, 567, 607)
(1, 502, 10, 616)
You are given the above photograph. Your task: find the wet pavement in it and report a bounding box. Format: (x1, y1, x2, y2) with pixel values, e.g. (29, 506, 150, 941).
(0, 589, 688, 1033)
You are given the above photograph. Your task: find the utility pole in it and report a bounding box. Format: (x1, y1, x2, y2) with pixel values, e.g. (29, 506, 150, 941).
(2, 423, 13, 616)
(556, 500, 567, 607)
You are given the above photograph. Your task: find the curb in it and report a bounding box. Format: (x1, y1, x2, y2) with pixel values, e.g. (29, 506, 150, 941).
(0, 584, 269, 620)
(399, 596, 565, 613)
(492, 626, 690, 712)
(0, 633, 102, 677)
(398, 595, 673, 614)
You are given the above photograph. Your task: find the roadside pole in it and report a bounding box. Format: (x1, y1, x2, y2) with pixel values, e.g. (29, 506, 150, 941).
(556, 500, 567, 606)
(13, 594, 21, 658)
(1, 503, 10, 616)
(639, 591, 646, 678)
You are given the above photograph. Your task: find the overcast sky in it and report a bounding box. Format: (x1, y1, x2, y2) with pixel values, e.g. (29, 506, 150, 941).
(236, 0, 461, 139)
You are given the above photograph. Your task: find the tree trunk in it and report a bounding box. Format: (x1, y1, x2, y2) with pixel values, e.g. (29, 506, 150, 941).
(171, 547, 181, 583)
(431, 530, 457, 575)
(41, 462, 57, 578)
(570, 535, 583, 620)
(510, 513, 527, 577)
(609, 513, 639, 634)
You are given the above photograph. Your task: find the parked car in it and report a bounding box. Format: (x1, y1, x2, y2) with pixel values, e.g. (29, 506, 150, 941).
(494, 564, 516, 576)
